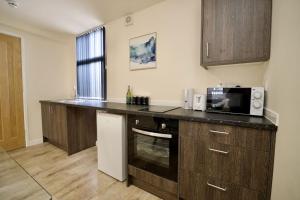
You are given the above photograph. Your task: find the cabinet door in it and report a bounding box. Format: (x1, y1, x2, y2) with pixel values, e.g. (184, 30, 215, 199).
(179, 170, 265, 200)
(201, 0, 272, 66)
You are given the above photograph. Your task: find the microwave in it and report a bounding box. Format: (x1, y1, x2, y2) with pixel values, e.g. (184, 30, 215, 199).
(206, 87, 264, 116)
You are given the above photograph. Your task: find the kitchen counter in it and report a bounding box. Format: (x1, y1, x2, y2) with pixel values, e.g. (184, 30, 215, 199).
(40, 100, 277, 131)
(40, 99, 277, 200)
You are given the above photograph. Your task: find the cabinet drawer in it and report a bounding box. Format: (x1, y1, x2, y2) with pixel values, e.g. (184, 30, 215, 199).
(179, 170, 265, 200)
(180, 138, 269, 192)
(205, 143, 269, 192)
(180, 121, 271, 152)
(206, 123, 235, 145)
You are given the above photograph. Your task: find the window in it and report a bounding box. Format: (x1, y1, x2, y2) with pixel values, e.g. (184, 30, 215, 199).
(76, 27, 106, 100)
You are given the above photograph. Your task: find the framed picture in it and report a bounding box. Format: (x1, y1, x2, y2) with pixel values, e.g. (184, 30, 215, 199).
(129, 32, 157, 70)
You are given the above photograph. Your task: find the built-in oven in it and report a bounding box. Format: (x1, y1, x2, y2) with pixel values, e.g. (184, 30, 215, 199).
(128, 115, 178, 182)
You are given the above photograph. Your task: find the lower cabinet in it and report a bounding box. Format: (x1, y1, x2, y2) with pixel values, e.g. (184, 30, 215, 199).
(41, 102, 97, 155)
(41, 103, 68, 151)
(178, 121, 276, 200)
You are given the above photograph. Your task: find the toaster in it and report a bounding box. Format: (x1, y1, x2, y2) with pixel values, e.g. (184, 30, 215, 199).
(193, 94, 207, 111)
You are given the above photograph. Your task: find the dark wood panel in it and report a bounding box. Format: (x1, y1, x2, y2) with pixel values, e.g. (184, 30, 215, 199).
(66, 107, 97, 155)
(234, 126, 272, 152)
(179, 131, 206, 173)
(206, 143, 269, 191)
(128, 164, 178, 199)
(180, 136, 269, 191)
(41, 103, 50, 139)
(266, 131, 277, 200)
(131, 177, 177, 200)
(179, 170, 206, 200)
(179, 170, 265, 200)
(201, 0, 272, 66)
(205, 177, 266, 200)
(180, 121, 271, 152)
(54, 104, 68, 151)
(41, 103, 97, 155)
(41, 103, 68, 151)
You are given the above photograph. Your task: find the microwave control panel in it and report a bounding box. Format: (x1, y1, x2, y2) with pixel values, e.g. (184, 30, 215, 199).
(250, 87, 265, 116)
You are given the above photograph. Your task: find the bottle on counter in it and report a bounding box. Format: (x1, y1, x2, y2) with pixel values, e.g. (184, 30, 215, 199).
(126, 85, 133, 104)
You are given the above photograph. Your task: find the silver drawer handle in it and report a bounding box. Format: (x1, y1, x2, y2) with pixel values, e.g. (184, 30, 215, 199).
(209, 148, 229, 154)
(207, 182, 227, 192)
(132, 128, 172, 139)
(209, 130, 229, 135)
(206, 42, 209, 57)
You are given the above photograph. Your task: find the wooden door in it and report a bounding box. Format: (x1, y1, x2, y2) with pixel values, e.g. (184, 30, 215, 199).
(201, 0, 272, 66)
(0, 33, 25, 151)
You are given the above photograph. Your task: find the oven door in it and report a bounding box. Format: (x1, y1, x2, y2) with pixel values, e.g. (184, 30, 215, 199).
(128, 127, 178, 182)
(207, 88, 252, 115)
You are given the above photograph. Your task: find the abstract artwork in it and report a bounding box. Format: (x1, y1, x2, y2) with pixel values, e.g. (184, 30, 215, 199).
(129, 33, 157, 70)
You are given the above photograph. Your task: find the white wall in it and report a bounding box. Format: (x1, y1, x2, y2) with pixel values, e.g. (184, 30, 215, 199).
(264, 0, 300, 199)
(105, 0, 267, 105)
(0, 23, 76, 145)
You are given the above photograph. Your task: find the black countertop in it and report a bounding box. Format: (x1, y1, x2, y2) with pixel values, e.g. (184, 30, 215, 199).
(40, 100, 277, 131)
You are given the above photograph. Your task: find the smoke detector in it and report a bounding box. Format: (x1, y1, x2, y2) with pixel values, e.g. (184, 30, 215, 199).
(6, 0, 19, 8)
(124, 15, 133, 26)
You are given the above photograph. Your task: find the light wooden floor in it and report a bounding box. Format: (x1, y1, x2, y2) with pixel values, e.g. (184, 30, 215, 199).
(9, 143, 161, 200)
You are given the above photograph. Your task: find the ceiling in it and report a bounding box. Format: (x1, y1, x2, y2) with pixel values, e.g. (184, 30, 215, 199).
(0, 0, 163, 35)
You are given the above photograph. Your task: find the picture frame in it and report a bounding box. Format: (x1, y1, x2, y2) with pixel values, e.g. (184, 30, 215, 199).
(129, 32, 157, 70)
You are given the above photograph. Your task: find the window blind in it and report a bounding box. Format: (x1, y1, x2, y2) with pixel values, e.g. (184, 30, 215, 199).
(76, 27, 106, 99)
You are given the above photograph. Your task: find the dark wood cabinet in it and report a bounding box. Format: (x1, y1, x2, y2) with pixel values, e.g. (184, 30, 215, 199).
(201, 0, 272, 67)
(179, 121, 276, 200)
(66, 107, 97, 155)
(41, 102, 97, 155)
(41, 103, 68, 151)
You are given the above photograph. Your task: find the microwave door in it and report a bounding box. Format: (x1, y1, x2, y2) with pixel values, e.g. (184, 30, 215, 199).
(227, 89, 251, 114)
(212, 98, 230, 109)
(207, 88, 252, 114)
(210, 92, 230, 111)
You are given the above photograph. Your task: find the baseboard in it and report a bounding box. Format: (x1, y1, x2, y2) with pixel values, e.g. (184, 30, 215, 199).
(27, 138, 43, 147)
(264, 108, 280, 126)
(108, 98, 182, 107)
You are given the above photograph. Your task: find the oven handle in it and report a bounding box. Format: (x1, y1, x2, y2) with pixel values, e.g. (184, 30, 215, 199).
(132, 128, 172, 139)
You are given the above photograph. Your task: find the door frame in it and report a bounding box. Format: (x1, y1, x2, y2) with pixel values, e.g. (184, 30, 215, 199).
(0, 30, 29, 147)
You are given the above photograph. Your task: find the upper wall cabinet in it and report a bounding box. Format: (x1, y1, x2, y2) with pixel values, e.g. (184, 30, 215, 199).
(201, 0, 272, 67)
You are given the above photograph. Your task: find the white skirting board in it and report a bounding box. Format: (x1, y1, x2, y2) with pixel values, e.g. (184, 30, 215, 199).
(27, 138, 43, 147)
